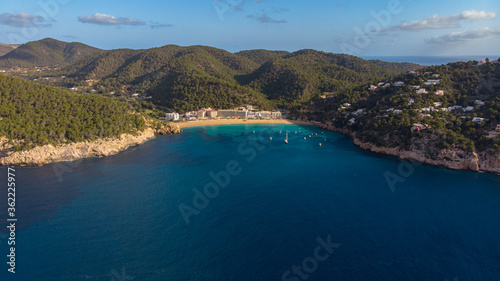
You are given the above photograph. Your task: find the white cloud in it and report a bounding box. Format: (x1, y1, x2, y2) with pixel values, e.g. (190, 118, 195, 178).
(0, 12, 51, 27)
(426, 27, 500, 44)
(386, 10, 496, 31)
(78, 13, 145, 26)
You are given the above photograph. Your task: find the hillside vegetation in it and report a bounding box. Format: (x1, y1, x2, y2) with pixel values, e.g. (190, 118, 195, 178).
(20, 39, 421, 112)
(0, 43, 19, 57)
(0, 38, 104, 68)
(0, 74, 147, 151)
(313, 60, 500, 156)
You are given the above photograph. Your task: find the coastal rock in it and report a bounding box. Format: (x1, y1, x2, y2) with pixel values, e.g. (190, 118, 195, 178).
(352, 138, 486, 172)
(0, 124, 181, 166)
(317, 121, 499, 174)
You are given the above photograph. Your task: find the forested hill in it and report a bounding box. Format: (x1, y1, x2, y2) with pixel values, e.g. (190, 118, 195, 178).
(0, 74, 147, 151)
(18, 39, 420, 112)
(235, 49, 290, 65)
(311, 60, 500, 156)
(0, 38, 104, 68)
(0, 43, 19, 57)
(237, 50, 421, 106)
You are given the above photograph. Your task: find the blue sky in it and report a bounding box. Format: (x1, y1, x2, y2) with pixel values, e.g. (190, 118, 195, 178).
(0, 0, 499, 56)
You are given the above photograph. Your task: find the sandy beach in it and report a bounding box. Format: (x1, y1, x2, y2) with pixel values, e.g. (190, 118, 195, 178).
(174, 118, 315, 128)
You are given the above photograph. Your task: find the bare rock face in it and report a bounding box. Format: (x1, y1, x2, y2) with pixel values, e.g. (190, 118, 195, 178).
(352, 138, 487, 172)
(155, 124, 182, 135)
(319, 122, 499, 174)
(0, 124, 182, 166)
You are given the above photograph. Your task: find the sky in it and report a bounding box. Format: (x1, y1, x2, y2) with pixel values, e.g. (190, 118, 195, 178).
(0, 0, 499, 56)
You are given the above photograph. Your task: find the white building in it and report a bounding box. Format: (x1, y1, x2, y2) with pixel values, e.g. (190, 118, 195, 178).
(472, 117, 485, 124)
(424, 79, 440, 85)
(352, 109, 365, 116)
(394, 81, 404, 87)
(408, 99, 415, 106)
(197, 110, 206, 119)
(166, 113, 180, 121)
(218, 109, 248, 119)
(447, 105, 462, 111)
(435, 90, 444, 96)
(206, 110, 218, 118)
(271, 111, 282, 119)
(416, 88, 428, 94)
(260, 111, 272, 119)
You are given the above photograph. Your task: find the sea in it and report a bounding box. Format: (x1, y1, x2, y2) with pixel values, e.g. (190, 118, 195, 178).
(362, 55, 500, 66)
(0, 124, 499, 281)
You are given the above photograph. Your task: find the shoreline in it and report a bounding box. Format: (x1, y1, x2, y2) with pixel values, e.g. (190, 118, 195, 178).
(0, 124, 181, 166)
(2, 118, 498, 174)
(174, 118, 315, 128)
(315, 123, 500, 175)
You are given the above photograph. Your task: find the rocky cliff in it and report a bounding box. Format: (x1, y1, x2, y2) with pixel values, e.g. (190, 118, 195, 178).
(316, 122, 500, 174)
(0, 123, 181, 166)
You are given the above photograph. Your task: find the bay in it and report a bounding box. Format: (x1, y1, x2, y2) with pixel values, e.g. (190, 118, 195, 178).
(0, 124, 499, 280)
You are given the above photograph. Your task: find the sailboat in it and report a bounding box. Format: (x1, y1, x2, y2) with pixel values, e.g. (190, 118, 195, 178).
(284, 131, 288, 144)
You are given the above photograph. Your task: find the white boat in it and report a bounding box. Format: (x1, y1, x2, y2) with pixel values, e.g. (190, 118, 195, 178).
(284, 131, 288, 144)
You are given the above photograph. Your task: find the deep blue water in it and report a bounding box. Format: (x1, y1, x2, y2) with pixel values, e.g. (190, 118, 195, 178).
(1, 124, 499, 281)
(362, 55, 500, 66)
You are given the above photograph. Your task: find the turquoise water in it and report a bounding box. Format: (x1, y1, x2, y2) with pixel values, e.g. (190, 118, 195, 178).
(1, 124, 499, 280)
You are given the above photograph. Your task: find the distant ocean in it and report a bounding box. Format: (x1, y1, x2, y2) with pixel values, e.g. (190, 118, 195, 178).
(1, 124, 499, 280)
(362, 55, 500, 66)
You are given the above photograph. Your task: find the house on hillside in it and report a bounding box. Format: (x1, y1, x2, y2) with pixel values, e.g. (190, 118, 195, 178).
(394, 81, 404, 87)
(424, 79, 440, 85)
(412, 123, 429, 132)
(416, 88, 428, 94)
(435, 90, 444, 96)
(475, 100, 485, 107)
(472, 117, 485, 124)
